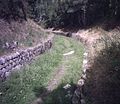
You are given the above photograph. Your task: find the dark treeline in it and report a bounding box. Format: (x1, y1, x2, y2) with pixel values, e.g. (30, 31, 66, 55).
(0, 0, 120, 28)
(0, 0, 27, 20)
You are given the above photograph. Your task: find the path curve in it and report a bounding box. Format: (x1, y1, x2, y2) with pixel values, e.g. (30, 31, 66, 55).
(32, 27, 105, 104)
(32, 52, 73, 104)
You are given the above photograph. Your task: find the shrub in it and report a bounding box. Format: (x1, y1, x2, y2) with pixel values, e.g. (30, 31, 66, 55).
(84, 34, 120, 104)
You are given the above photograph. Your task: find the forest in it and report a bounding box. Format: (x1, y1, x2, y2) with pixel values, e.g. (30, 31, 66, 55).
(0, 0, 120, 28)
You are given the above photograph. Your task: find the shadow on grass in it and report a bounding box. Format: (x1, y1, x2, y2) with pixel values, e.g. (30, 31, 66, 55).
(84, 36, 120, 104)
(33, 82, 77, 104)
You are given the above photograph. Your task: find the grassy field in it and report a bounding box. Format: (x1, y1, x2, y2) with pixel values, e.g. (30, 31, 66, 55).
(0, 35, 84, 104)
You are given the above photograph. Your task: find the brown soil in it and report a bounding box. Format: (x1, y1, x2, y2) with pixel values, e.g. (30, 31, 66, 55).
(47, 65, 67, 91)
(32, 53, 73, 104)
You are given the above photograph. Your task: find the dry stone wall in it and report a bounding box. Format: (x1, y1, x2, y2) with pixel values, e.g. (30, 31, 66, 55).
(72, 48, 89, 104)
(0, 35, 54, 80)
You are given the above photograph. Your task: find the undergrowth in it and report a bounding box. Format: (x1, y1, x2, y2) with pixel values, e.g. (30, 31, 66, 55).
(85, 34, 120, 104)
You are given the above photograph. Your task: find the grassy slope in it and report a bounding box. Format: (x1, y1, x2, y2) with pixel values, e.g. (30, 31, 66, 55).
(0, 19, 49, 56)
(0, 35, 84, 104)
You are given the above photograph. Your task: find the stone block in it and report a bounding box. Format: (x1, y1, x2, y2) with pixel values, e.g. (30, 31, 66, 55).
(0, 58, 5, 65)
(6, 65, 12, 71)
(41, 45, 45, 53)
(2, 68, 7, 73)
(0, 70, 2, 75)
(0, 65, 3, 70)
(5, 72, 10, 77)
(0, 36, 53, 80)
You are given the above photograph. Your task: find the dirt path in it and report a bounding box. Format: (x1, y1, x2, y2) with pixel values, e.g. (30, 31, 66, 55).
(50, 28, 104, 45)
(32, 27, 107, 104)
(47, 64, 67, 91)
(32, 52, 74, 104)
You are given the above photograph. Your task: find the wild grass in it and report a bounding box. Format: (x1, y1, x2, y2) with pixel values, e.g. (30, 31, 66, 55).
(0, 35, 84, 104)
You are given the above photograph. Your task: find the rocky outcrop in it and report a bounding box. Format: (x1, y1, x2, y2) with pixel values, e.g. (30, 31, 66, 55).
(0, 35, 54, 80)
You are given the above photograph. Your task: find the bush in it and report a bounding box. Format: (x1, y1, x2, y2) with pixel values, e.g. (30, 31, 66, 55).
(84, 34, 120, 104)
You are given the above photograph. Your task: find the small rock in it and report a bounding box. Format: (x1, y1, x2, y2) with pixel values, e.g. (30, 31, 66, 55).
(0, 70, 3, 75)
(63, 84, 71, 89)
(2, 68, 7, 73)
(0, 65, 3, 69)
(0, 92, 2, 95)
(83, 52, 88, 57)
(83, 60, 87, 64)
(1, 73, 5, 79)
(63, 51, 75, 56)
(81, 99, 86, 104)
(81, 74, 87, 79)
(0, 58, 5, 65)
(16, 52, 20, 56)
(78, 79, 84, 86)
(5, 72, 10, 77)
(5, 42, 10, 48)
(83, 68, 87, 73)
